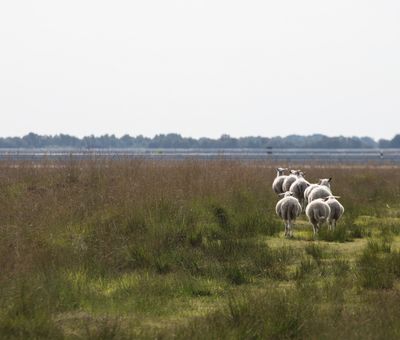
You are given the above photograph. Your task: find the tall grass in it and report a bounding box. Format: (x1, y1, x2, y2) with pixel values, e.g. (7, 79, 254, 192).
(357, 240, 400, 290)
(170, 278, 400, 340)
(1, 160, 400, 337)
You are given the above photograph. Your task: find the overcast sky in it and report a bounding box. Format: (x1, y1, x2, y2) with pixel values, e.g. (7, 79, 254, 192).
(0, 1, 399, 140)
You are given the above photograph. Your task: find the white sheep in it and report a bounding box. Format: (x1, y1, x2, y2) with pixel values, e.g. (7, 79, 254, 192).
(275, 191, 302, 237)
(272, 167, 288, 195)
(282, 169, 302, 192)
(305, 198, 331, 235)
(289, 174, 310, 209)
(304, 184, 319, 203)
(324, 196, 345, 230)
(307, 178, 333, 203)
(304, 178, 332, 203)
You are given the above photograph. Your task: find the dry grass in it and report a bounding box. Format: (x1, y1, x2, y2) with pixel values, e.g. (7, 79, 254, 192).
(1, 159, 400, 338)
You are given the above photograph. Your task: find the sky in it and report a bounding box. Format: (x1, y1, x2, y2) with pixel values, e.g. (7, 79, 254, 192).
(0, 1, 399, 140)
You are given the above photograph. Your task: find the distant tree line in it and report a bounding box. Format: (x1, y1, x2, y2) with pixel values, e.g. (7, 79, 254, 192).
(0, 133, 399, 149)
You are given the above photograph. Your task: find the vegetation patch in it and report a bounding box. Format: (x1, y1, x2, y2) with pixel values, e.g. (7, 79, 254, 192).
(1, 161, 400, 338)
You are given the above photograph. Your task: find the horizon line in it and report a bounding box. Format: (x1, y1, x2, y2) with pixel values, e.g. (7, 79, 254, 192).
(0, 132, 397, 141)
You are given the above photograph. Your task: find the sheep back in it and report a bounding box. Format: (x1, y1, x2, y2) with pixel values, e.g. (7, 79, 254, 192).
(276, 196, 302, 220)
(272, 176, 287, 194)
(306, 199, 331, 224)
(289, 178, 310, 201)
(326, 199, 345, 221)
(282, 176, 297, 192)
(308, 186, 332, 203)
(304, 183, 319, 201)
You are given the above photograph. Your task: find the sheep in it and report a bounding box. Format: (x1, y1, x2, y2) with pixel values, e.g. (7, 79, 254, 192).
(282, 169, 302, 192)
(272, 167, 288, 195)
(306, 198, 331, 235)
(307, 178, 333, 203)
(289, 175, 310, 209)
(275, 191, 302, 237)
(324, 196, 345, 230)
(303, 184, 319, 203)
(304, 178, 332, 203)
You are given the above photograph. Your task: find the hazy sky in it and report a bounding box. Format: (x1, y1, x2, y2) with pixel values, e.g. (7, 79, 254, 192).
(0, 1, 399, 139)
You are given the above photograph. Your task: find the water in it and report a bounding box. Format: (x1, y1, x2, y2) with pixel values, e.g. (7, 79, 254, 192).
(1, 148, 400, 163)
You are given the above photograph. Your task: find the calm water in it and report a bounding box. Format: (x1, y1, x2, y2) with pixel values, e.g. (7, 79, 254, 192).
(1, 148, 399, 164)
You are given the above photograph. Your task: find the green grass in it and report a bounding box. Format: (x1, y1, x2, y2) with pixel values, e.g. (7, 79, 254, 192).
(1, 160, 400, 338)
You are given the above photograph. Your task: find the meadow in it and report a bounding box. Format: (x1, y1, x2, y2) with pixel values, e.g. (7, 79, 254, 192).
(0, 159, 400, 339)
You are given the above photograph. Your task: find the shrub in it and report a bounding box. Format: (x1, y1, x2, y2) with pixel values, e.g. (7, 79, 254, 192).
(318, 225, 349, 243)
(357, 241, 394, 289)
(226, 266, 248, 285)
(305, 243, 324, 264)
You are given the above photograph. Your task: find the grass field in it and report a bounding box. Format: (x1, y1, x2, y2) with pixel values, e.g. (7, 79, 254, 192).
(1, 159, 400, 339)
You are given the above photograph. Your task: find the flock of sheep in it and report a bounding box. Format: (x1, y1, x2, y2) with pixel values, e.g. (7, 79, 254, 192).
(273, 168, 344, 237)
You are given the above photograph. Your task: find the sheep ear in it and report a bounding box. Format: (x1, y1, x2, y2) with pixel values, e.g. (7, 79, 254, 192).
(333, 195, 341, 199)
(318, 179, 322, 184)
(328, 177, 332, 182)
(278, 193, 285, 197)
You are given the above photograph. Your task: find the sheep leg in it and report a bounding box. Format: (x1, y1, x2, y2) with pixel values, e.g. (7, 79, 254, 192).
(312, 223, 317, 235)
(313, 222, 321, 236)
(284, 220, 288, 237)
(332, 220, 336, 231)
(288, 221, 293, 238)
(287, 222, 292, 238)
(290, 221, 295, 238)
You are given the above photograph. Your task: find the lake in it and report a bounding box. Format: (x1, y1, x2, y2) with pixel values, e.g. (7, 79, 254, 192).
(1, 148, 399, 164)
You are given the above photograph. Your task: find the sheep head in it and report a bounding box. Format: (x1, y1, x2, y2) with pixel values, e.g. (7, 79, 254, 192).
(318, 178, 332, 187)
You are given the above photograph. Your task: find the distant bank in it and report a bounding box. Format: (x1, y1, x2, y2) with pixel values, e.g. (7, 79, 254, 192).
(1, 133, 400, 149)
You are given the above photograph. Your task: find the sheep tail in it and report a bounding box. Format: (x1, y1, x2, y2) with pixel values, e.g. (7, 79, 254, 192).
(313, 209, 325, 222)
(285, 211, 291, 224)
(286, 205, 296, 222)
